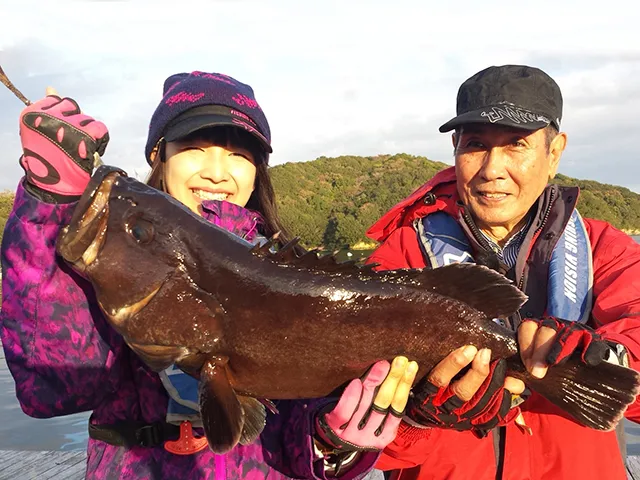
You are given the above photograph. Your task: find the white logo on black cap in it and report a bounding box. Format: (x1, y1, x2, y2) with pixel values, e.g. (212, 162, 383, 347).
(481, 104, 550, 125)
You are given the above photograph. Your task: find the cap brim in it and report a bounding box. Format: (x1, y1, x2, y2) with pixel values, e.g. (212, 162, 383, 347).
(165, 113, 273, 153)
(438, 107, 551, 133)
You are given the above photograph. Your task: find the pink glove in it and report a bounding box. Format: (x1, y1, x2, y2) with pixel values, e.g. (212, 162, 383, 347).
(19, 95, 109, 197)
(315, 360, 402, 452)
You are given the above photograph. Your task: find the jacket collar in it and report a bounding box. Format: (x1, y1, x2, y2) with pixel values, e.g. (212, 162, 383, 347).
(200, 200, 265, 243)
(366, 167, 460, 243)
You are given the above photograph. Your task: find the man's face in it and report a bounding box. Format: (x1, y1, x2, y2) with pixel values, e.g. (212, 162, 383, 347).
(454, 124, 566, 233)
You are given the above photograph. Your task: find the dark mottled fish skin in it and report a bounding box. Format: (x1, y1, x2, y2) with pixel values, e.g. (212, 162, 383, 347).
(56, 166, 640, 453)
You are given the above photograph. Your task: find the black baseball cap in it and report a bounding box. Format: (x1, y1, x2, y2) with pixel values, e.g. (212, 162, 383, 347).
(439, 65, 563, 133)
(164, 104, 272, 154)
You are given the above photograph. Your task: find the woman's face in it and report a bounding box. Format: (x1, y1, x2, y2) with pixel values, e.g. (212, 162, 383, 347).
(162, 132, 257, 216)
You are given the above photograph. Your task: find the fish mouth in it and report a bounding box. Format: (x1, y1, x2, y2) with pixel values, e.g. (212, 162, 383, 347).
(99, 282, 163, 327)
(57, 166, 126, 267)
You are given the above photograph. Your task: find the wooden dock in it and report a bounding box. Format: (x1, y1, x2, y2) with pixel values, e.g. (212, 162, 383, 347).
(630, 457, 640, 480)
(0, 450, 86, 480)
(1, 450, 640, 479)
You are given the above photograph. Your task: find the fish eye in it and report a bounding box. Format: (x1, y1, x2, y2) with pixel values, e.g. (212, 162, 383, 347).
(127, 219, 155, 245)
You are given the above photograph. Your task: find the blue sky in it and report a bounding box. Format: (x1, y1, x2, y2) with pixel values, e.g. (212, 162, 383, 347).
(1, 0, 639, 192)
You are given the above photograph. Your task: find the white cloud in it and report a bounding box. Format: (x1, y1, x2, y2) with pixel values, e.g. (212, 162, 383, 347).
(0, 0, 639, 193)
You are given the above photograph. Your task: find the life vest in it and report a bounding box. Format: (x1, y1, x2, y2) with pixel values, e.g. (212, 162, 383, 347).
(415, 209, 593, 323)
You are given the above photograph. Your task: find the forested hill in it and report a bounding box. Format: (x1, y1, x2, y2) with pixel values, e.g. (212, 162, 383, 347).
(1, 153, 639, 251)
(269, 153, 640, 249)
(270, 154, 449, 249)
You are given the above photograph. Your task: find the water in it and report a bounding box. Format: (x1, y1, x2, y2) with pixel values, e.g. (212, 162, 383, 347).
(0, 351, 90, 451)
(1, 237, 639, 452)
(625, 236, 640, 454)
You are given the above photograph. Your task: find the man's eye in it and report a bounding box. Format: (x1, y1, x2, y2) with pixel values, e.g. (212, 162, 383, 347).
(464, 140, 485, 149)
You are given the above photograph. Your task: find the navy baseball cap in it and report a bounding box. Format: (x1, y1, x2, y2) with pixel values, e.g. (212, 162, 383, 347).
(145, 71, 272, 164)
(439, 65, 563, 133)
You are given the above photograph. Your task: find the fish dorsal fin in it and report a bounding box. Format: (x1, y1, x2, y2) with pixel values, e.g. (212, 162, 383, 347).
(380, 263, 527, 320)
(250, 233, 281, 258)
(270, 237, 301, 263)
(294, 249, 360, 273)
(251, 237, 526, 319)
(250, 236, 363, 274)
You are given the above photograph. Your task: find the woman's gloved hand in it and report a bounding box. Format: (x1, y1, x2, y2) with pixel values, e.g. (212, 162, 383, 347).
(19, 87, 109, 201)
(314, 356, 418, 456)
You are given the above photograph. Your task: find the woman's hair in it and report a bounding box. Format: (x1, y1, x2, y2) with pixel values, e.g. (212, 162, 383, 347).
(146, 126, 298, 248)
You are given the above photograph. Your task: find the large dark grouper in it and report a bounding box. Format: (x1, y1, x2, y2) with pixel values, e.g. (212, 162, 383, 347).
(57, 166, 640, 454)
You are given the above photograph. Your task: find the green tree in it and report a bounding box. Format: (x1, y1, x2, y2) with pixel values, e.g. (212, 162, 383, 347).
(0, 191, 15, 251)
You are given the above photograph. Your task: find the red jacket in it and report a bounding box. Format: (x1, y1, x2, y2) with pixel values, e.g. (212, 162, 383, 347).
(366, 167, 640, 480)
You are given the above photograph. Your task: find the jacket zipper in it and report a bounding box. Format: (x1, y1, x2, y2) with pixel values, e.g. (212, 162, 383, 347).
(242, 217, 259, 240)
(461, 188, 557, 480)
(517, 188, 556, 290)
(461, 187, 557, 290)
(461, 207, 500, 254)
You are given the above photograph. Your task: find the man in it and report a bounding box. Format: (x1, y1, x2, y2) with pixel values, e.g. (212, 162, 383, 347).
(365, 65, 640, 480)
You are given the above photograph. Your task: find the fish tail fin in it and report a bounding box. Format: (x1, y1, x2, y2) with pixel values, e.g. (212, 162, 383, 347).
(524, 356, 640, 431)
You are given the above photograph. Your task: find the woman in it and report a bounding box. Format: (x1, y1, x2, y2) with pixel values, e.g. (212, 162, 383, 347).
(0, 71, 418, 479)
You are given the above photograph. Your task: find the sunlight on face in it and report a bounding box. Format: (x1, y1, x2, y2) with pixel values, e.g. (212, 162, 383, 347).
(454, 124, 566, 237)
(163, 135, 257, 216)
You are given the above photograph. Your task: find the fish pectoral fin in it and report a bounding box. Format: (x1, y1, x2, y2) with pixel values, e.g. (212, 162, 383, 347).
(238, 396, 266, 446)
(258, 398, 279, 415)
(199, 359, 245, 454)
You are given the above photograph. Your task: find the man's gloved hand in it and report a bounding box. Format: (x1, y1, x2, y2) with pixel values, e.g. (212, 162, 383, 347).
(19, 90, 109, 200)
(519, 316, 613, 378)
(405, 357, 521, 438)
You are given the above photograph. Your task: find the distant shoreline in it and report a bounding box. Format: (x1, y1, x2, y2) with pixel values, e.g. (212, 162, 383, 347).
(349, 241, 377, 251)
(340, 232, 640, 251)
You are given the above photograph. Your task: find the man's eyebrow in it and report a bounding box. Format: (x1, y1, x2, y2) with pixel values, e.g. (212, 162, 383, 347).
(459, 125, 530, 136)
(458, 125, 486, 135)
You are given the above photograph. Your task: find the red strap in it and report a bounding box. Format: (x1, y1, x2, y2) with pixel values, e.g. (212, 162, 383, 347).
(164, 421, 208, 455)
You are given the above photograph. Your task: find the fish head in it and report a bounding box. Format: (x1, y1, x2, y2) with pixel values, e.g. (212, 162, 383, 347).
(56, 165, 198, 328)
